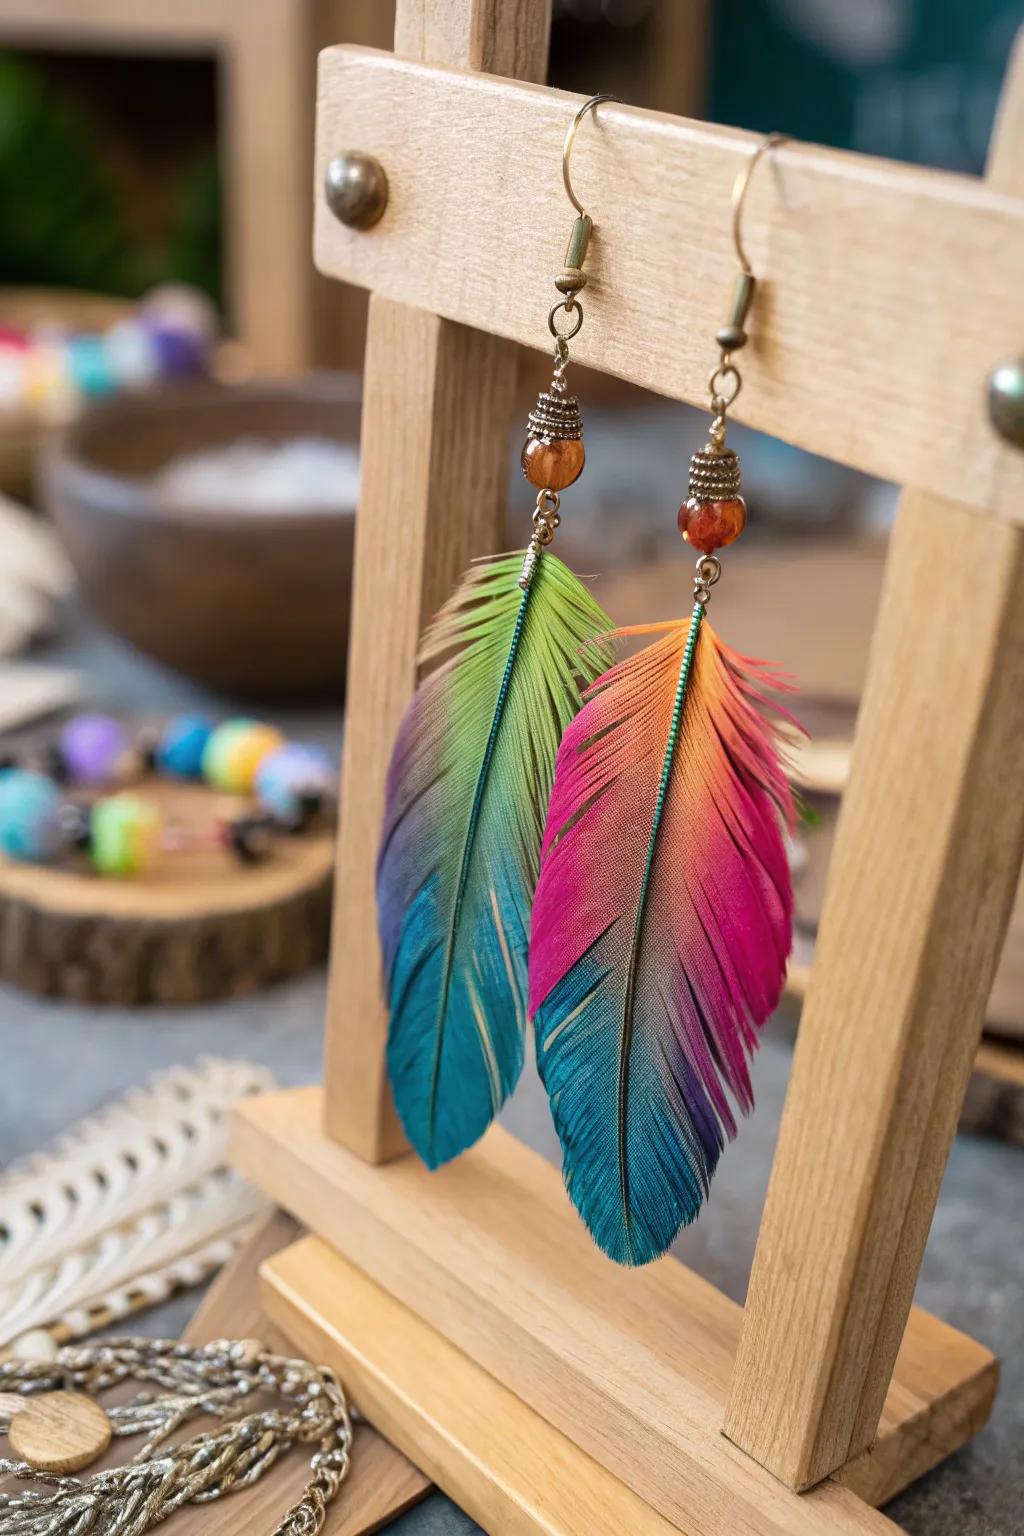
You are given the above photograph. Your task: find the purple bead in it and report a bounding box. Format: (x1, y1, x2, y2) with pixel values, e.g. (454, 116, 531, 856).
(143, 320, 206, 379)
(60, 713, 130, 786)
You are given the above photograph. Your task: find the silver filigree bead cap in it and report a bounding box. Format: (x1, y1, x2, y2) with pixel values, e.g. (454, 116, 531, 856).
(525, 391, 583, 443)
(688, 446, 742, 501)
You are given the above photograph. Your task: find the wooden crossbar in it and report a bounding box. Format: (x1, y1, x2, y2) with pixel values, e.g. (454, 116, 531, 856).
(312, 46, 1024, 517)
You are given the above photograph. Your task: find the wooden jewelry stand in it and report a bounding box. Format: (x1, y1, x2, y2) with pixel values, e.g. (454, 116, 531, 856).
(232, 4, 1024, 1532)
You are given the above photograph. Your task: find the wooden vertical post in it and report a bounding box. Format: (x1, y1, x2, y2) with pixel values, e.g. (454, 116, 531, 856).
(223, 0, 313, 373)
(321, 0, 552, 1161)
(724, 38, 1024, 1489)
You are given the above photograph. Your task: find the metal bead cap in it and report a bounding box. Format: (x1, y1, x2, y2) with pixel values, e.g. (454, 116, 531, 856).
(988, 358, 1024, 449)
(325, 151, 389, 230)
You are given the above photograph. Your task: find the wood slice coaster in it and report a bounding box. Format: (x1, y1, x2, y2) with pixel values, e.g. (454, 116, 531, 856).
(0, 778, 334, 1004)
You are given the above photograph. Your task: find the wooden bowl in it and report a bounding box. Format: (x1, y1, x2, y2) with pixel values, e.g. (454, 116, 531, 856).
(40, 375, 360, 699)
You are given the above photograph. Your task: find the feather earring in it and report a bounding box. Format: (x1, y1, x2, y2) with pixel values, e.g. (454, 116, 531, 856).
(376, 96, 618, 1171)
(529, 135, 799, 1265)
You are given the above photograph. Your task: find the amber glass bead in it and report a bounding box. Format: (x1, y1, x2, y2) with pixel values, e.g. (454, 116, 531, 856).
(678, 495, 746, 554)
(521, 436, 585, 491)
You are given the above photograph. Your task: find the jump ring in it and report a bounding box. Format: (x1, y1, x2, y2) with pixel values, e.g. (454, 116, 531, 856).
(707, 364, 742, 409)
(696, 554, 722, 586)
(548, 298, 584, 341)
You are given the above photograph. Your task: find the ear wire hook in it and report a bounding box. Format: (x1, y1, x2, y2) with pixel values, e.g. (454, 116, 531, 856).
(562, 93, 619, 220)
(731, 131, 789, 277)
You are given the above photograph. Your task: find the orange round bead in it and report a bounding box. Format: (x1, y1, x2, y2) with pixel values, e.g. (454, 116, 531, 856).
(521, 436, 585, 491)
(678, 495, 746, 554)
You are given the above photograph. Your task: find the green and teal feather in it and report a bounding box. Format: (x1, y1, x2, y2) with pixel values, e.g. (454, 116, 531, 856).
(376, 550, 612, 1169)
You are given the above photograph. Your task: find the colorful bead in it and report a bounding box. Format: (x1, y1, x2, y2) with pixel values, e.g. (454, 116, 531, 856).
(104, 319, 158, 389)
(90, 794, 161, 877)
(22, 344, 72, 418)
(202, 720, 284, 795)
(678, 496, 747, 555)
(255, 744, 334, 826)
(66, 335, 116, 398)
(0, 350, 25, 409)
(144, 320, 206, 379)
(157, 714, 214, 779)
(0, 770, 63, 863)
(60, 714, 131, 786)
(521, 436, 585, 491)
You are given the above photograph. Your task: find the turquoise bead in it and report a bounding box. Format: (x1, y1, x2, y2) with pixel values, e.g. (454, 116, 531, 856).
(0, 770, 63, 863)
(67, 335, 116, 397)
(157, 714, 213, 778)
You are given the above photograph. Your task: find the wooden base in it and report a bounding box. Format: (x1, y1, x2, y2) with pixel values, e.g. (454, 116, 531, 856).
(265, 1234, 716, 1536)
(0, 779, 334, 1003)
(232, 1089, 997, 1536)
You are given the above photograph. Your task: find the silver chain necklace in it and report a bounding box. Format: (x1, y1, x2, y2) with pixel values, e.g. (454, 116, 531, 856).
(0, 1336, 352, 1536)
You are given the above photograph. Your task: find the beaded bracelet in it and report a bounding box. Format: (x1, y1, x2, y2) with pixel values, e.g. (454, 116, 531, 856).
(0, 713, 335, 878)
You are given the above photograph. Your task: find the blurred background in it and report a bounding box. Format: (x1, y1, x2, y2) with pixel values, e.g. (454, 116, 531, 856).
(0, 6, 1022, 1532)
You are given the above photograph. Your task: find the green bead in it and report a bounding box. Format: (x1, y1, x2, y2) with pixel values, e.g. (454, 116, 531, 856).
(91, 794, 161, 876)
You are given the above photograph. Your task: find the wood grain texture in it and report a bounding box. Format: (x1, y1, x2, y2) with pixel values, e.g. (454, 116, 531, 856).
(724, 39, 1024, 1487)
(7, 1392, 111, 1474)
(311, 47, 1024, 516)
(321, 0, 548, 1160)
(265, 1235, 688, 1536)
(393, 0, 550, 79)
(724, 494, 1024, 1487)
(0, 0, 314, 372)
(265, 1234, 995, 1522)
(232, 1088, 997, 1535)
(0, 779, 334, 1004)
(177, 1210, 430, 1536)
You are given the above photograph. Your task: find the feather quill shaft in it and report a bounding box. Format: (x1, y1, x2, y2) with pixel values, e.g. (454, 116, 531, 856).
(530, 605, 794, 1265)
(377, 549, 611, 1169)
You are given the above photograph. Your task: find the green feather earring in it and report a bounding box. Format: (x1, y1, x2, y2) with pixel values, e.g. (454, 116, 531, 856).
(374, 95, 618, 1170)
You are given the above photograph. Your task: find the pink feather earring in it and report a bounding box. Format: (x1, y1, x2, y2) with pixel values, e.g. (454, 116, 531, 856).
(528, 135, 799, 1267)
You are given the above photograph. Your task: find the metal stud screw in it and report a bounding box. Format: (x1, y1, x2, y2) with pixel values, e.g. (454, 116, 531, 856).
(324, 152, 388, 230)
(987, 358, 1024, 449)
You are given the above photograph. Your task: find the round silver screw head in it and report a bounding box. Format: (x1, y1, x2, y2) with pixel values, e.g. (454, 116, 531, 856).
(324, 151, 388, 230)
(987, 358, 1024, 449)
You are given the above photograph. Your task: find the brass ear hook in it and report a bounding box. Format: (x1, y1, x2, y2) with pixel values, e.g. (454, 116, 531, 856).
(712, 131, 790, 361)
(548, 93, 620, 338)
(731, 131, 789, 278)
(562, 93, 619, 220)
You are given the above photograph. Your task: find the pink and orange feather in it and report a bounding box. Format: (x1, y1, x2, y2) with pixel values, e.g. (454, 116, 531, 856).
(528, 604, 796, 1265)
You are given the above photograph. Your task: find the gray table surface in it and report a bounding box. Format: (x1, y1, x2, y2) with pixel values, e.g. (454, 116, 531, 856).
(1, 608, 1021, 1536)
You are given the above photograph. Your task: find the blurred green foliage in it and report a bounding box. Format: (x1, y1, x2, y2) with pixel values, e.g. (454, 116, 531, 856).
(0, 51, 221, 304)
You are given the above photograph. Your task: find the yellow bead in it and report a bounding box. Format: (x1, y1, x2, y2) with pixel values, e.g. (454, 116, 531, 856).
(203, 720, 284, 794)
